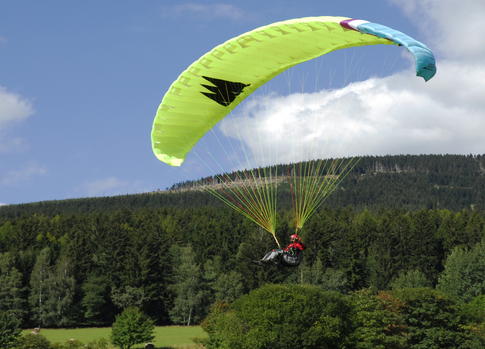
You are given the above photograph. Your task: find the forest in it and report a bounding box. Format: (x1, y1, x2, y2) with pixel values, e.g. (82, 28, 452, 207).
(1, 154, 485, 218)
(0, 155, 483, 338)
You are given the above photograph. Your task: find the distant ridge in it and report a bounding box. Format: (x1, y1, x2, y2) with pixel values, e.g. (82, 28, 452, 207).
(1, 154, 484, 217)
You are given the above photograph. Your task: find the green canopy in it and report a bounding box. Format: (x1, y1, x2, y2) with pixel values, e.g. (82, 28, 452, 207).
(151, 16, 395, 166)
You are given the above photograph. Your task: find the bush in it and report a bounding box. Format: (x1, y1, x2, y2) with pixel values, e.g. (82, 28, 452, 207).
(0, 310, 22, 348)
(111, 306, 155, 349)
(16, 333, 52, 349)
(202, 283, 353, 349)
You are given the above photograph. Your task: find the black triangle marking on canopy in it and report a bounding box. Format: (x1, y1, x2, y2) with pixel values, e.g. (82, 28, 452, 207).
(201, 76, 250, 107)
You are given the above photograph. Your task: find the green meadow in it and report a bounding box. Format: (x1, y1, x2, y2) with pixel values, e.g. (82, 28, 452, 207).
(23, 326, 207, 348)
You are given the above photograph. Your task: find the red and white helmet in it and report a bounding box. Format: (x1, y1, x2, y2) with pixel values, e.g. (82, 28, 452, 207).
(290, 233, 301, 242)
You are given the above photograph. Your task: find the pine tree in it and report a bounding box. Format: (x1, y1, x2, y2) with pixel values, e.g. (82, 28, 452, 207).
(82, 273, 112, 325)
(0, 253, 27, 321)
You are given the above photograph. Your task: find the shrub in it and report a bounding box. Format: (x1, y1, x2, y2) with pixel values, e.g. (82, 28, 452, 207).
(16, 333, 52, 349)
(0, 310, 22, 348)
(202, 283, 353, 349)
(111, 306, 155, 349)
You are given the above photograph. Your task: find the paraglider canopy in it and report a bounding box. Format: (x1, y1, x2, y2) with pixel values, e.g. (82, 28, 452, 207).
(151, 16, 436, 167)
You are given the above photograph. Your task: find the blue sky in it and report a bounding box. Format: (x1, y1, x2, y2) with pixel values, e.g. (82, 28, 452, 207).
(1, 0, 484, 205)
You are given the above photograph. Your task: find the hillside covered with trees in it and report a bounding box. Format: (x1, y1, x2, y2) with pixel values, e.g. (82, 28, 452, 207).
(0, 154, 484, 347)
(1, 154, 485, 217)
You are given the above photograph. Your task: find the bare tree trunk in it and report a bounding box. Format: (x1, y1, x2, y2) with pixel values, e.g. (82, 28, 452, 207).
(187, 306, 192, 326)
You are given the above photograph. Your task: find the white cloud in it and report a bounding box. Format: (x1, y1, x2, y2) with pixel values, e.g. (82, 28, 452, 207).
(391, 0, 485, 63)
(165, 3, 247, 21)
(0, 86, 33, 128)
(218, 0, 485, 165)
(0, 163, 47, 186)
(222, 62, 485, 165)
(82, 177, 145, 197)
(0, 86, 34, 153)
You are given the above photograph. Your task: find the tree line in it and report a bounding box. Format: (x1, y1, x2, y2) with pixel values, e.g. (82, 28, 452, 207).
(1, 154, 484, 219)
(0, 205, 483, 329)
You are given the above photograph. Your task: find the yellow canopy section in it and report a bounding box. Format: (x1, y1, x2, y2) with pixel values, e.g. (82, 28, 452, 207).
(151, 16, 392, 166)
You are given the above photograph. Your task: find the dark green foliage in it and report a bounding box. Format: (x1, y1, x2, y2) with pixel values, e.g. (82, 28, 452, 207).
(0, 155, 484, 329)
(1, 155, 485, 218)
(461, 295, 485, 324)
(202, 284, 353, 349)
(16, 333, 52, 349)
(299, 261, 349, 292)
(201, 286, 484, 349)
(348, 290, 407, 349)
(460, 295, 485, 347)
(0, 205, 483, 328)
(212, 271, 244, 303)
(0, 310, 22, 348)
(0, 252, 27, 321)
(111, 307, 155, 349)
(81, 274, 113, 325)
(391, 288, 470, 348)
(111, 285, 147, 310)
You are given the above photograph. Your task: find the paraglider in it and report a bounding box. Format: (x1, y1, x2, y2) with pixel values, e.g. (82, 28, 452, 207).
(151, 16, 437, 259)
(255, 233, 306, 267)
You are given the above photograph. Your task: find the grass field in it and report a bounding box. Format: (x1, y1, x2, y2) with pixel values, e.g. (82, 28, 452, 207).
(23, 326, 207, 348)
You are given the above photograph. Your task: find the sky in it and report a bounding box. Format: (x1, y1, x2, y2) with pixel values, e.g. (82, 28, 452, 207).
(1, 0, 484, 205)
